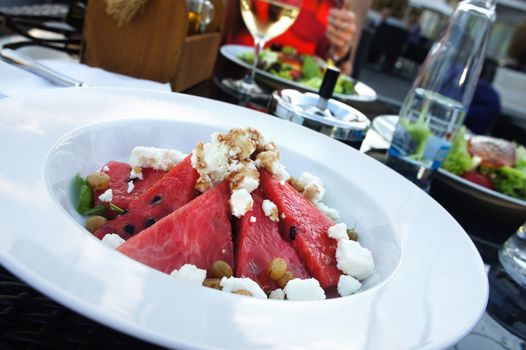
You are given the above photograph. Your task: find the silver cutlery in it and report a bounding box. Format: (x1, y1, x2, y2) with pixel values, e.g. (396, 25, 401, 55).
(0, 48, 88, 87)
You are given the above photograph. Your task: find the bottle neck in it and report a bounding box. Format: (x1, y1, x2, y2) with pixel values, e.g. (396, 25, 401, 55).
(457, 0, 496, 20)
(461, 0, 496, 10)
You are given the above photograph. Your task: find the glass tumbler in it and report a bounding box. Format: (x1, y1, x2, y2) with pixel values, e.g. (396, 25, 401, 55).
(499, 224, 526, 289)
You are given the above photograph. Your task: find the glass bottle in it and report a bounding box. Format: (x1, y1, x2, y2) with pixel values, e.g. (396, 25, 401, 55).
(386, 0, 496, 191)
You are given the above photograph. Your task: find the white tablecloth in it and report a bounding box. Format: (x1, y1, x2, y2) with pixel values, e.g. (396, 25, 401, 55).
(0, 48, 171, 97)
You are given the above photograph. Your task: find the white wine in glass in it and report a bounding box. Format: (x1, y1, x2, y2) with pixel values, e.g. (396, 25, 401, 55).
(225, 0, 301, 98)
(240, 0, 300, 41)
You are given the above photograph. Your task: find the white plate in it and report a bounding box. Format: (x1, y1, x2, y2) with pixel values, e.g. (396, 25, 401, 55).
(0, 88, 486, 349)
(220, 44, 377, 102)
(371, 114, 398, 143)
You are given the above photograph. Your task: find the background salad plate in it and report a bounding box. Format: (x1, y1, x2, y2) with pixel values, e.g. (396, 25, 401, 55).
(0, 88, 486, 349)
(371, 115, 526, 233)
(220, 44, 377, 102)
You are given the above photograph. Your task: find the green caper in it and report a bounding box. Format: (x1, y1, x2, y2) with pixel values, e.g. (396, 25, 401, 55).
(267, 258, 287, 281)
(232, 289, 252, 296)
(86, 172, 111, 190)
(203, 278, 222, 290)
(277, 271, 294, 288)
(211, 260, 233, 278)
(85, 215, 107, 233)
(347, 229, 359, 241)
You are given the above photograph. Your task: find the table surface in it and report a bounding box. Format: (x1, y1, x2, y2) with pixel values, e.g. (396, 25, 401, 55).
(1, 55, 525, 349)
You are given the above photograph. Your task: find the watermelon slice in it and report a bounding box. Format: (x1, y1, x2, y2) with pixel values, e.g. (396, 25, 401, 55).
(117, 181, 233, 274)
(234, 188, 310, 291)
(94, 155, 199, 240)
(94, 161, 166, 218)
(259, 170, 340, 289)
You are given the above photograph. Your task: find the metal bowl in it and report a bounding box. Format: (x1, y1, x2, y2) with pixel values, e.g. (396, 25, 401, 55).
(269, 89, 370, 148)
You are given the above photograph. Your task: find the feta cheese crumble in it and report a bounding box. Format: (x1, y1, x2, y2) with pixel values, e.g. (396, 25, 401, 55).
(101, 165, 110, 172)
(130, 146, 186, 171)
(192, 128, 271, 193)
(191, 138, 231, 191)
(170, 264, 207, 285)
(230, 189, 253, 218)
(192, 128, 286, 186)
(328, 223, 348, 241)
(317, 202, 340, 222)
(262, 199, 279, 222)
(284, 278, 326, 301)
(269, 288, 285, 300)
(98, 189, 113, 202)
(130, 166, 143, 180)
(127, 180, 135, 194)
(101, 233, 124, 248)
(337, 275, 362, 296)
(229, 160, 259, 192)
(250, 216, 257, 223)
(335, 240, 375, 281)
(220, 277, 267, 299)
(191, 128, 291, 217)
(299, 172, 325, 204)
(255, 151, 290, 181)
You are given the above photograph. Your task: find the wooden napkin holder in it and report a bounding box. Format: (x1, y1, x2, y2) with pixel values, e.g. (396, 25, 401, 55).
(81, 0, 224, 92)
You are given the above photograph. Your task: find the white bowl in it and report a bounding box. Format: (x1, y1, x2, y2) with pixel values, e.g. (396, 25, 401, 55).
(0, 88, 487, 349)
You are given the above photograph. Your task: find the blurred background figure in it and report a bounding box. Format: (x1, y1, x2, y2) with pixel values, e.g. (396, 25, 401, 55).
(506, 20, 526, 72)
(371, 0, 407, 19)
(223, 0, 371, 75)
(405, 8, 421, 46)
(372, 7, 391, 27)
(464, 79, 501, 135)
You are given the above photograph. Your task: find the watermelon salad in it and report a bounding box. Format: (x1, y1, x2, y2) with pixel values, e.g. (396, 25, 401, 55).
(74, 128, 375, 300)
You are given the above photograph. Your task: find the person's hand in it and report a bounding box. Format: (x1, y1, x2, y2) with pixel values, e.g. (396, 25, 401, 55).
(326, 1, 356, 74)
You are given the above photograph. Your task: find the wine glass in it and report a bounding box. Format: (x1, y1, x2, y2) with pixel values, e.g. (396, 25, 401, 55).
(223, 0, 302, 98)
(499, 223, 526, 289)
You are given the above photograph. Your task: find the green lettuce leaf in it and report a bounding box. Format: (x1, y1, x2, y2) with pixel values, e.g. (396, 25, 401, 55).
(302, 76, 323, 89)
(335, 77, 355, 95)
(494, 166, 526, 200)
(515, 144, 526, 170)
(302, 56, 322, 80)
(282, 46, 297, 55)
(401, 118, 431, 161)
(441, 127, 472, 175)
(74, 174, 93, 215)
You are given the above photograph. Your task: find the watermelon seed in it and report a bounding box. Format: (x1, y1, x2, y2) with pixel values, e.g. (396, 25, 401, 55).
(151, 195, 162, 205)
(124, 224, 136, 235)
(289, 227, 297, 241)
(145, 217, 156, 228)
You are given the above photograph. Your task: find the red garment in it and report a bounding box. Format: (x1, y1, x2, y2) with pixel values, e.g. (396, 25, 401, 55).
(229, 0, 335, 58)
